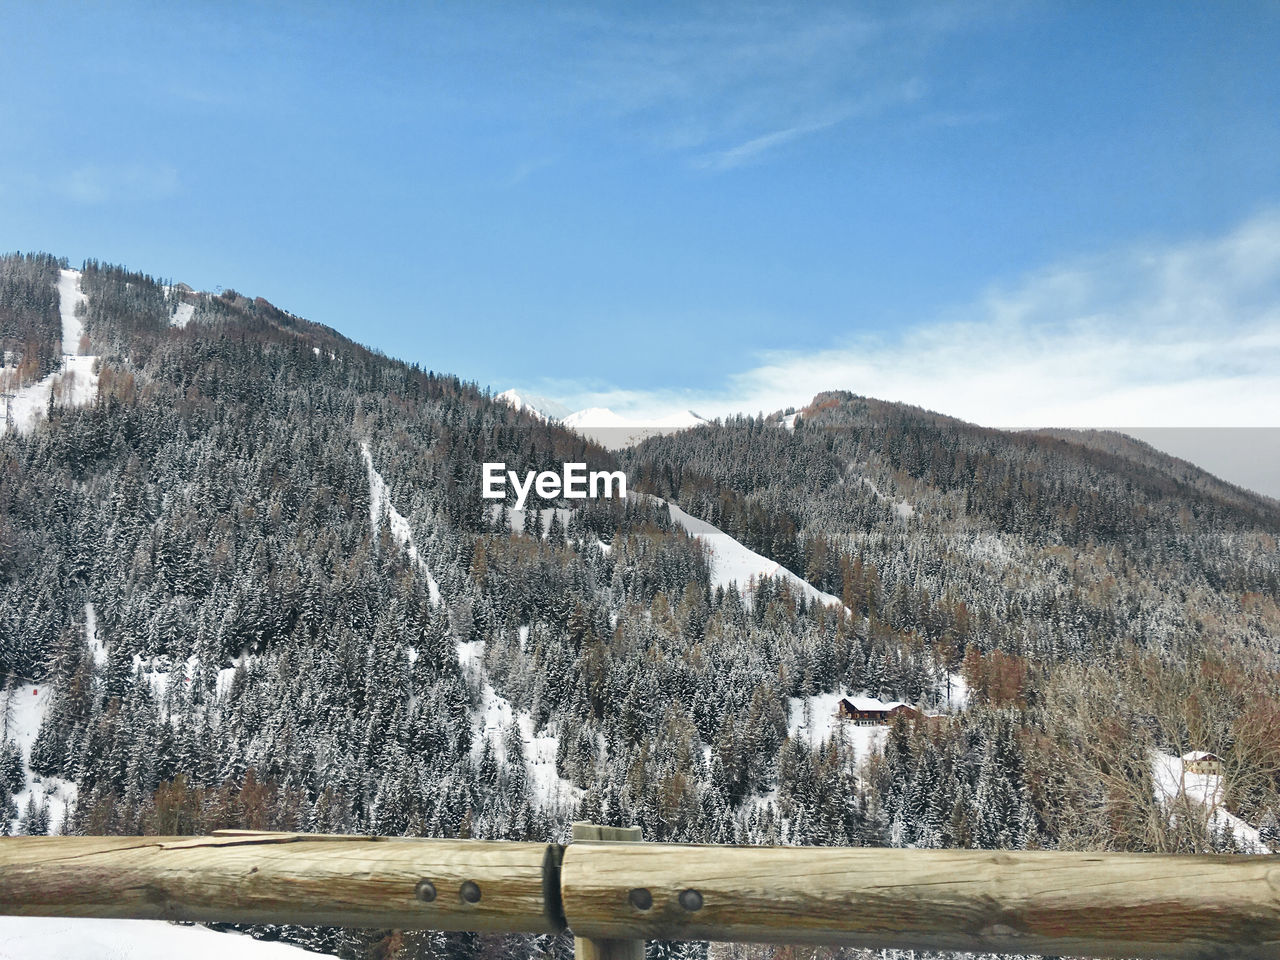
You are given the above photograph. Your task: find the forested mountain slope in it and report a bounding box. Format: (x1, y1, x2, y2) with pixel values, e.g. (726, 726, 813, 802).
(2, 256, 1279, 960)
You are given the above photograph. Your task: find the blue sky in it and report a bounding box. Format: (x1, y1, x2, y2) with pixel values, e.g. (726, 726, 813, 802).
(3, 1, 1279, 427)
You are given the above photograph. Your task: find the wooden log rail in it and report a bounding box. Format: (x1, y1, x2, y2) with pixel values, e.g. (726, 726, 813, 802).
(4, 830, 1280, 959)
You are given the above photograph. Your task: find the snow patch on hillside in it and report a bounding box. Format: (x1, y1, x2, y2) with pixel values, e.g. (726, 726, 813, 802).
(1, 683, 77, 835)
(0, 270, 98, 435)
(361, 443, 442, 605)
(58, 269, 87, 348)
(0, 917, 317, 959)
(854, 473, 915, 522)
(503, 505, 573, 538)
(170, 301, 195, 328)
(85, 602, 104, 667)
(940, 671, 968, 712)
(665, 501, 846, 611)
(787, 693, 888, 763)
(462, 641, 581, 813)
(966, 532, 1013, 567)
(1150, 751, 1269, 853)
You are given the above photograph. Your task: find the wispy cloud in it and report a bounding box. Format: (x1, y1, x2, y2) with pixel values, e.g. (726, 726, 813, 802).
(695, 117, 841, 171)
(693, 76, 927, 170)
(498, 157, 556, 190)
(540, 210, 1280, 427)
(556, 6, 969, 170)
(59, 163, 180, 204)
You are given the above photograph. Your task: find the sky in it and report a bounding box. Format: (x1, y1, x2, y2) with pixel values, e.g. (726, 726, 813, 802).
(3, 2, 1280, 487)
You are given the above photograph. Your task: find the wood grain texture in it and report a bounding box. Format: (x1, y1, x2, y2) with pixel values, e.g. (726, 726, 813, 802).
(571, 824, 645, 960)
(0, 833, 562, 934)
(560, 843, 1280, 959)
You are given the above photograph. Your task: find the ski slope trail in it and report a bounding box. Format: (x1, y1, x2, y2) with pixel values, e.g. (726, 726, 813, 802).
(1, 270, 97, 434)
(360, 443, 442, 605)
(664, 500, 847, 611)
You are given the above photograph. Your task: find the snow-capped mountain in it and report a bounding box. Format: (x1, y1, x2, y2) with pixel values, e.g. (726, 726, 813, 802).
(562, 407, 709, 448)
(5, 251, 1280, 960)
(494, 388, 571, 422)
(496, 388, 710, 447)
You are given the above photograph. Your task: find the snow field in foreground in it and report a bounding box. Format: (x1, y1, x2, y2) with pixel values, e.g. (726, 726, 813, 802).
(0, 917, 315, 960)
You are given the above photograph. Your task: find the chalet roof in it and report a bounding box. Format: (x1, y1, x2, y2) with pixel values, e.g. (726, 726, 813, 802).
(841, 695, 910, 713)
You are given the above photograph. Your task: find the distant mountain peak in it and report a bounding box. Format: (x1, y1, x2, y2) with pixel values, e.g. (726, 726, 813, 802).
(494, 389, 571, 422)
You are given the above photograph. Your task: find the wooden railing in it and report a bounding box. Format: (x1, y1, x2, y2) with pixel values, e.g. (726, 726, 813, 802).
(3, 827, 1279, 959)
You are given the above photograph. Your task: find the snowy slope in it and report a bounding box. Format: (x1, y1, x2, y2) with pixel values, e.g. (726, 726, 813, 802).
(1150, 751, 1269, 853)
(787, 692, 887, 761)
(1, 683, 77, 835)
(458, 639, 582, 812)
(665, 501, 846, 610)
(170, 301, 196, 329)
(0, 917, 316, 959)
(0, 270, 98, 435)
(361, 443, 442, 605)
(854, 474, 915, 521)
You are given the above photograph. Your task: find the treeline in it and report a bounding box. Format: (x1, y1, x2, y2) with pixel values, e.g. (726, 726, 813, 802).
(0, 252, 65, 382)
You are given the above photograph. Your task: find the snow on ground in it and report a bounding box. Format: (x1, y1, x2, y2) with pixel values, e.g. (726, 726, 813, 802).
(780, 413, 799, 430)
(0, 917, 316, 959)
(57, 269, 86, 348)
(461, 641, 581, 812)
(456, 639, 484, 680)
(940, 671, 968, 712)
(1150, 751, 1269, 853)
(665, 501, 846, 611)
(169, 301, 195, 329)
(134, 653, 199, 701)
(787, 693, 889, 762)
(854, 473, 915, 522)
(501, 505, 573, 538)
(0, 270, 98, 435)
(361, 443, 441, 605)
(85, 602, 104, 667)
(966, 531, 1013, 567)
(1, 683, 77, 834)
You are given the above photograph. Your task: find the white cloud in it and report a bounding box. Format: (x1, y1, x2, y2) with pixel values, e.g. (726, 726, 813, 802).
(543, 209, 1280, 428)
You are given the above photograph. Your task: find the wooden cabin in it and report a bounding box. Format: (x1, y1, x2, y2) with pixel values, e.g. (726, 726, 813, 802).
(836, 695, 920, 726)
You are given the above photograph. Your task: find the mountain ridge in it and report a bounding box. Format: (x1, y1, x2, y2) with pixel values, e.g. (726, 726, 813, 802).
(3, 251, 1279, 960)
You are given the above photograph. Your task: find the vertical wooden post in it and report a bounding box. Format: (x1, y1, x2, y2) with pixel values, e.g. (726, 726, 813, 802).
(570, 823, 644, 960)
